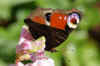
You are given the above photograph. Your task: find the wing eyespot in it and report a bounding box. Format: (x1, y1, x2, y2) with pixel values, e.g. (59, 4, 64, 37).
(67, 13, 81, 29)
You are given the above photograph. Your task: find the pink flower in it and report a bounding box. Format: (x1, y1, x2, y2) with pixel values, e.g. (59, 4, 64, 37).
(20, 25, 34, 41)
(10, 57, 54, 66)
(10, 25, 55, 66)
(16, 41, 32, 54)
(16, 25, 46, 54)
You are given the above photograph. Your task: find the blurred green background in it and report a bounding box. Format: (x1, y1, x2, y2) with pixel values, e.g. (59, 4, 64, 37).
(0, 0, 100, 66)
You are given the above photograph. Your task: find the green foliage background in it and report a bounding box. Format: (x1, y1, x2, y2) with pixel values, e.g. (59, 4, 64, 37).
(0, 0, 100, 66)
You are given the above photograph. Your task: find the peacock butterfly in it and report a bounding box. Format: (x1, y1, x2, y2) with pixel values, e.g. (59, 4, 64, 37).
(24, 8, 82, 52)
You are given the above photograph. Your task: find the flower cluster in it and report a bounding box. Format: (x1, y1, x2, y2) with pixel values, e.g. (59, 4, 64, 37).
(10, 25, 55, 66)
